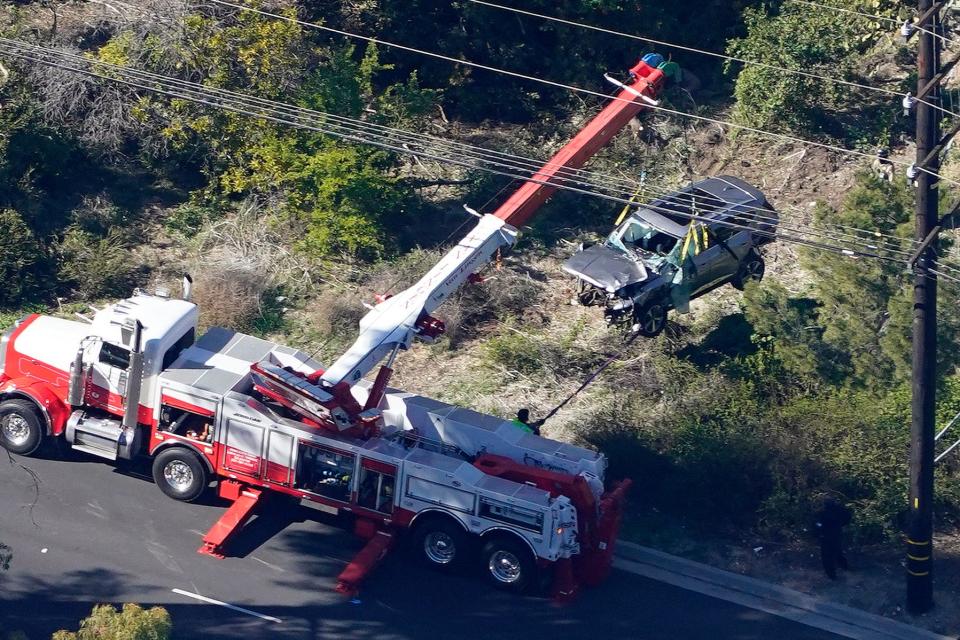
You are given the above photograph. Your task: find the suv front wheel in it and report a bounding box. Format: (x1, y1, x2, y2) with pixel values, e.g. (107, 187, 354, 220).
(632, 301, 668, 338)
(733, 252, 765, 290)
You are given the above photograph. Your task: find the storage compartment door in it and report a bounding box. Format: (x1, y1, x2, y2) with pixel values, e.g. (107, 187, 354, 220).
(265, 431, 295, 487)
(222, 419, 265, 478)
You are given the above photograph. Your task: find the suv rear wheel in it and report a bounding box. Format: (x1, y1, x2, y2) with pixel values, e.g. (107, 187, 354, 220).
(632, 301, 668, 338)
(733, 252, 765, 290)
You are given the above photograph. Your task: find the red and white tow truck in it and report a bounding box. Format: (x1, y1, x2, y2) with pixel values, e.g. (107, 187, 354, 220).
(0, 55, 670, 598)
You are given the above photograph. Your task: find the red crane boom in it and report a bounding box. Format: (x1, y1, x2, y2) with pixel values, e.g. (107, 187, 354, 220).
(493, 58, 666, 228)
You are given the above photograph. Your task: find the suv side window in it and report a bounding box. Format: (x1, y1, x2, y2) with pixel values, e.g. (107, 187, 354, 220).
(712, 211, 752, 242)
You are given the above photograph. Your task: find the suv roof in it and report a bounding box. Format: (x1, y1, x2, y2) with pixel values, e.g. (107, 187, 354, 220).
(635, 175, 767, 234)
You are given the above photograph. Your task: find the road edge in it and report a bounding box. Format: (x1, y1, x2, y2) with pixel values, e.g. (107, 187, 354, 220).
(613, 541, 953, 640)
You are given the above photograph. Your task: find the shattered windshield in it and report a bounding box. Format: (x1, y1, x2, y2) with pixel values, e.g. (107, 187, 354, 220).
(606, 217, 679, 258)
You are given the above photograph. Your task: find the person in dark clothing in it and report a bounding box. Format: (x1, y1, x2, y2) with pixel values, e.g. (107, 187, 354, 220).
(814, 498, 852, 579)
(512, 408, 544, 436)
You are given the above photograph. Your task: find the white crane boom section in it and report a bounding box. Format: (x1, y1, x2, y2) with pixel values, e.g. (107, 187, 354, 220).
(321, 214, 517, 386)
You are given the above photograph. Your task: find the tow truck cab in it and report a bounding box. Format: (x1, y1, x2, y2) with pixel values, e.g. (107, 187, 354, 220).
(0, 292, 198, 458)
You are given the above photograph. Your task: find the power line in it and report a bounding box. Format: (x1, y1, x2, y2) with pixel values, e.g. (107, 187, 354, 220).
(74, 0, 960, 282)
(790, 0, 901, 25)
(791, 0, 960, 48)
(100, 0, 947, 257)
(4, 38, 952, 276)
(465, 0, 954, 120)
(0, 34, 918, 261)
(202, 0, 960, 188)
(3, 37, 936, 269)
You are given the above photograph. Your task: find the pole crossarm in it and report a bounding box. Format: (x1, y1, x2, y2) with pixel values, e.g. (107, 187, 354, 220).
(918, 120, 960, 169)
(907, 225, 943, 267)
(916, 50, 960, 101)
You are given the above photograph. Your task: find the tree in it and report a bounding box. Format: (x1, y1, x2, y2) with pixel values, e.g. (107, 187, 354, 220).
(52, 604, 171, 640)
(727, 1, 902, 140)
(742, 173, 960, 389)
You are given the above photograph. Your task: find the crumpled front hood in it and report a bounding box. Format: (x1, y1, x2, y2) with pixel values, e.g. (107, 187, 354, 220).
(562, 243, 648, 292)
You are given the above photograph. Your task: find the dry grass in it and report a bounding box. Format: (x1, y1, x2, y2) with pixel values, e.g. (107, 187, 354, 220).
(191, 266, 268, 333)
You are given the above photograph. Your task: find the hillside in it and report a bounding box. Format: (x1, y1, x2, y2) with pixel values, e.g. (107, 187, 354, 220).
(3, 0, 960, 632)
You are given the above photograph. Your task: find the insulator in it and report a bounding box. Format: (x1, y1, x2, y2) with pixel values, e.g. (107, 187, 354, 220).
(901, 20, 917, 42)
(903, 92, 917, 116)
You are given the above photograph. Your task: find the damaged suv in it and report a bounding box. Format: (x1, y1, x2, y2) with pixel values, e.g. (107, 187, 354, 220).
(563, 176, 777, 337)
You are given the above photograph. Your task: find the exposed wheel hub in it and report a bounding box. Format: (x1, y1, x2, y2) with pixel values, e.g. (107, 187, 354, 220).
(2, 414, 30, 447)
(424, 531, 456, 564)
(163, 460, 194, 492)
(489, 550, 522, 584)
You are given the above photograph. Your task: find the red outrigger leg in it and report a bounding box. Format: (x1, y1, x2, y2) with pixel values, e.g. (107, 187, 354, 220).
(197, 480, 263, 558)
(335, 529, 396, 598)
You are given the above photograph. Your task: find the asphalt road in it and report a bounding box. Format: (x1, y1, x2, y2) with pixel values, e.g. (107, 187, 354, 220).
(0, 448, 846, 640)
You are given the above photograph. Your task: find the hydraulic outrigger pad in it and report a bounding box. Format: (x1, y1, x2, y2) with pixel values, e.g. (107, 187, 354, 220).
(198, 481, 263, 558)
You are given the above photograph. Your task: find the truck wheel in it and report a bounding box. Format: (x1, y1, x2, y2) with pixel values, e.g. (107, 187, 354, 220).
(632, 301, 668, 337)
(733, 252, 765, 290)
(152, 448, 208, 502)
(412, 516, 469, 572)
(0, 399, 44, 456)
(481, 536, 536, 594)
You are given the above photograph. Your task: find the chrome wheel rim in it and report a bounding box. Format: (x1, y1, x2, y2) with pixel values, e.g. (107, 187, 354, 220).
(2, 414, 31, 447)
(641, 306, 665, 334)
(489, 550, 523, 584)
(424, 531, 456, 565)
(163, 460, 194, 493)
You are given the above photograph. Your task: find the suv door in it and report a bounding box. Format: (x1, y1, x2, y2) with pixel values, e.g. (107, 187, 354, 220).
(709, 209, 755, 281)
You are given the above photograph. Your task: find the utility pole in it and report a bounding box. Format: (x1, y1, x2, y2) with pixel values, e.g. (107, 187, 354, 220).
(906, 0, 941, 615)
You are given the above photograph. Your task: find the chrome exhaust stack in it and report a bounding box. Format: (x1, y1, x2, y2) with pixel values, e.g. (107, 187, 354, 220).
(67, 347, 86, 406)
(182, 273, 193, 302)
(121, 320, 144, 432)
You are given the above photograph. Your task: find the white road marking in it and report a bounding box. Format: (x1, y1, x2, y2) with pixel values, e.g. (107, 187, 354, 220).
(251, 557, 285, 573)
(171, 588, 282, 624)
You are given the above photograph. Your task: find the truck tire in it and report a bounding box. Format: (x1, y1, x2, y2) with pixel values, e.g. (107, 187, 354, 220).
(733, 252, 765, 290)
(632, 300, 668, 338)
(412, 516, 470, 572)
(481, 536, 537, 594)
(0, 399, 44, 456)
(152, 447, 208, 502)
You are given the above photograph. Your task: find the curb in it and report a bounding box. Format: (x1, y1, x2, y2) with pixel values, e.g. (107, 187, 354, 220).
(613, 541, 953, 640)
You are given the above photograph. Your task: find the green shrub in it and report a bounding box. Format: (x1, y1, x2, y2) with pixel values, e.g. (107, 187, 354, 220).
(483, 329, 544, 376)
(58, 227, 138, 299)
(70, 196, 133, 236)
(0, 209, 44, 307)
(574, 357, 944, 542)
(52, 604, 171, 640)
(164, 201, 221, 237)
(727, 2, 900, 138)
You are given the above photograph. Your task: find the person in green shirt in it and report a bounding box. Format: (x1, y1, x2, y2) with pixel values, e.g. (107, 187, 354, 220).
(511, 408, 543, 436)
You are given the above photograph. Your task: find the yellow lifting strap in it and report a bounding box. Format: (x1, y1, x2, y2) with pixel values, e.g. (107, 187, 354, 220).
(614, 186, 645, 226)
(679, 223, 709, 259)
